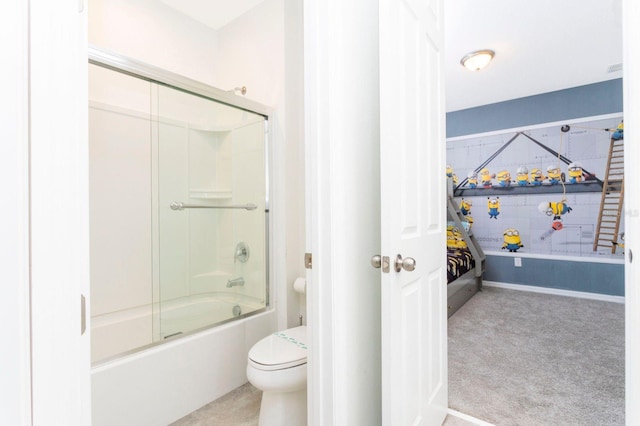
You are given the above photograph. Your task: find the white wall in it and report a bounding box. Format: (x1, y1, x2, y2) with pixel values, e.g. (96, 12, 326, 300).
(89, 0, 219, 86)
(214, 0, 306, 328)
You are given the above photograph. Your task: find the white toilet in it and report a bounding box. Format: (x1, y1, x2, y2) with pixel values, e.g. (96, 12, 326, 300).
(246, 325, 307, 426)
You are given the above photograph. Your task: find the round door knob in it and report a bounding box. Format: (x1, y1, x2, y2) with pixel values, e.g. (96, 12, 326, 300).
(371, 255, 382, 269)
(394, 254, 416, 272)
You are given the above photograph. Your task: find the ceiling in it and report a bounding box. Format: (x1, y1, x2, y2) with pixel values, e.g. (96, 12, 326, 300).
(445, 0, 622, 111)
(158, 0, 623, 112)
(159, 0, 266, 31)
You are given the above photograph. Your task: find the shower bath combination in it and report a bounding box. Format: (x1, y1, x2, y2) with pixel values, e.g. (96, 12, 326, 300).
(88, 48, 270, 365)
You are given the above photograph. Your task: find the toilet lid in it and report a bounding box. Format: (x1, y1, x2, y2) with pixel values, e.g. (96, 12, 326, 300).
(248, 326, 307, 371)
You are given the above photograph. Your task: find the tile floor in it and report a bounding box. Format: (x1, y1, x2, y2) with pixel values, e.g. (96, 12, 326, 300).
(171, 382, 481, 425)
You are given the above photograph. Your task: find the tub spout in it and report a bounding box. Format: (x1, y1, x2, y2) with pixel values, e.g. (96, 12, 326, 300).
(227, 277, 245, 288)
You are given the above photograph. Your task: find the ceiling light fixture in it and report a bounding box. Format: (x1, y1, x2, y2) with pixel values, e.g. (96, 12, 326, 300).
(460, 49, 495, 71)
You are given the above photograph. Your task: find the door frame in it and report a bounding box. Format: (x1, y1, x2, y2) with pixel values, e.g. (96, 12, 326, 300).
(623, 1, 640, 424)
(304, 0, 382, 424)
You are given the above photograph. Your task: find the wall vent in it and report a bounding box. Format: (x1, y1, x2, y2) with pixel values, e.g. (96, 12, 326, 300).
(607, 63, 623, 73)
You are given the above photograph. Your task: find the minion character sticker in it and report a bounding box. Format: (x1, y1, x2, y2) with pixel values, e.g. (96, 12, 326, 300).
(446, 164, 459, 185)
(568, 162, 583, 183)
(538, 199, 573, 239)
(479, 168, 494, 188)
(516, 166, 529, 187)
(538, 200, 573, 221)
(501, 228, 523, 252)
(496, 170, 512, 187)
(467, 171, 478, 188)
(546, 165, 563, 185)
(487, 197, 500, 219)
(459, 198, 472, 216)
(530, 168, 545, 186)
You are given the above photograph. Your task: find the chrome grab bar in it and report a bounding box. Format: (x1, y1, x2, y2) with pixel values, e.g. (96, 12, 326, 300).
(170, 202, 257, 211)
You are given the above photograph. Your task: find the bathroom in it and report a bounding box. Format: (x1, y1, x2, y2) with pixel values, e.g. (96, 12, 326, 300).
(88, 0, 306, 424)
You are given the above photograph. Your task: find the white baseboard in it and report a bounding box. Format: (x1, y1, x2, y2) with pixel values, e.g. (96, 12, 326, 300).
(447, 408, 495, 425)
(483, 281, 625, 304)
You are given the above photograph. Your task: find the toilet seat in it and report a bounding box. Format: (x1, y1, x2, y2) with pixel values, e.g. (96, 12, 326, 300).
(248, 326, 307, 371)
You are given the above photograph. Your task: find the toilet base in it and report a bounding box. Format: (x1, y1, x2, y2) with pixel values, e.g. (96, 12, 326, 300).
(258, 389, 307, 426)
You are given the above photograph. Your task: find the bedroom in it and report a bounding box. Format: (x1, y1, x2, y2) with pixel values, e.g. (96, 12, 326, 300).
(442, 1, 626, 423)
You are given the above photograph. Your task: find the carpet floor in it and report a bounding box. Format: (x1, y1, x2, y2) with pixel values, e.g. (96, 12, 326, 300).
(448, 286, 625, 425)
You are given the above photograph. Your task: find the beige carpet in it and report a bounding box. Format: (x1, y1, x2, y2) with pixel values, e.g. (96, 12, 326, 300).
(448, 286, 625, 425)
(170, 383, 261, 426)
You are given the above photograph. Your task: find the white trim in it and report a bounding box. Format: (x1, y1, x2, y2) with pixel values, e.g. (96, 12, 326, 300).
(446, 112, 623, 143)
(623, 1, 640, 425)
(447, 408, 496, 426)
(1, 0, 31, 424)
(484, 281, 625, 304)
(484, 250, 625, 265)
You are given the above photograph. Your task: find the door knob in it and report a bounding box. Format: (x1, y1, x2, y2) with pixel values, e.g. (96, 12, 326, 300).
(394, 254, 416, 272)
(371, 255, 391, 273)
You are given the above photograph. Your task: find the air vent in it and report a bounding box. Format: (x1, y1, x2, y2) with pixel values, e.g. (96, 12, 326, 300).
(607, 63, 623, 73)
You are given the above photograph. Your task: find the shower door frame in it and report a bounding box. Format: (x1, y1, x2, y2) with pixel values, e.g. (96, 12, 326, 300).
(88, 45, 274, 352)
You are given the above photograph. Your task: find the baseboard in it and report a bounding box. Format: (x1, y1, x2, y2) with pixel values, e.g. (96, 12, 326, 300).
(447, 408, 495, 425)
(483, 281, 625, 304)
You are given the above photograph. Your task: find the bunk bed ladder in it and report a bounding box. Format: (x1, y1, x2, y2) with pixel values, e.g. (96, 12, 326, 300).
(593, 137, 624, 253)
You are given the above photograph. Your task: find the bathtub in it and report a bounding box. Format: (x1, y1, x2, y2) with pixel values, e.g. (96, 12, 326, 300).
(91, 292, 267, 363)
(91, 295, 276, 426)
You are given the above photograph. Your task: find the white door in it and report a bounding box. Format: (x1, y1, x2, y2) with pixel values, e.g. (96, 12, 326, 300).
(379, 0, 447, 424)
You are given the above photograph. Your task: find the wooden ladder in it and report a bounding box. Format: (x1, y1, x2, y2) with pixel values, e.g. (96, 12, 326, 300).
(593, 137, 625, 253)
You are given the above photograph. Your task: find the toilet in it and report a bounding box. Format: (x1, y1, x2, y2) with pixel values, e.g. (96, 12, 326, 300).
(246, 325, 307, 426)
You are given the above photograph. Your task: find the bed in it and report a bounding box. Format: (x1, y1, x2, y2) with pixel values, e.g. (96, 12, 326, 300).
(446, 178, 486, 317)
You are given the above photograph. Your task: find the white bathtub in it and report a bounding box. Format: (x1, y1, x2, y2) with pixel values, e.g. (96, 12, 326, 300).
(91, 292, 267, 364)
(91, 296, 276, 426)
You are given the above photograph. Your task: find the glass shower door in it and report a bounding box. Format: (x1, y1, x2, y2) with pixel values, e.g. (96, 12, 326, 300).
(155, 85, 268, 339)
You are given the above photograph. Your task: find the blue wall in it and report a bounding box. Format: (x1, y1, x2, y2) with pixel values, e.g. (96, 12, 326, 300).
(484, 255, 624, 296)
(447, 79, 625, 296)
(447, 79, 623, 138)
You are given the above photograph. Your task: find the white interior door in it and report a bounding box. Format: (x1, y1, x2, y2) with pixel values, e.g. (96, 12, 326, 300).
(379, 0, 447, 424)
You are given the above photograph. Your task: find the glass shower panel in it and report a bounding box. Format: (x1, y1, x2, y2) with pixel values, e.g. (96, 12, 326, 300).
(156, 85, 267, 339)
(88, 64, 155, 363)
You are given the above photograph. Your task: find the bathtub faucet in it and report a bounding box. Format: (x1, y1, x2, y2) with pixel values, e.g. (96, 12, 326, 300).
(227, 277, 245, 288)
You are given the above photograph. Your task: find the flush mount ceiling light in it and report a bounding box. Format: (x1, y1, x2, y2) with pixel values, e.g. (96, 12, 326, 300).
(460, 49, 495, 71)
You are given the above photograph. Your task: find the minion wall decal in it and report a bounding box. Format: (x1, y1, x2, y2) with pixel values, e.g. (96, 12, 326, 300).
(501, 228, 523, 252)
(567, 162, 583, 183)
(530, 168, 545, 186)
(612, 120, 624, 140)
(612, 232, 625, 253)
(516, 166, 529, 187)
(546, 166, 563, 184)
(479, 168, 494, 188)
(467, 171, 478, 188)
(496, 170, 512, 187)
(447, 225, 467, 249)
(538, 200, 573, 240)
(465, 215, 474, 230)
(446, 164, 459, 184)
(459, 198, 472, 216)
(487, 197, 500, 219)
(538, 200, 573, 221)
